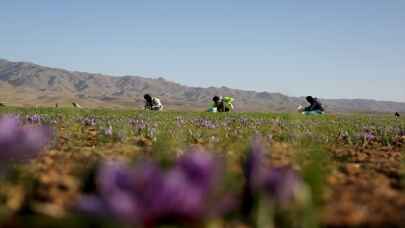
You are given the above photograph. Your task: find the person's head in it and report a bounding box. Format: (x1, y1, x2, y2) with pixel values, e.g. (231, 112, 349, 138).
(213, 96, 220, 103)
(144, 94, 152, 102)
(306, 96, 314, 103)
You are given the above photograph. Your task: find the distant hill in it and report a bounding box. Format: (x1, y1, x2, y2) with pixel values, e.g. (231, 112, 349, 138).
(0, 58, 404, 113)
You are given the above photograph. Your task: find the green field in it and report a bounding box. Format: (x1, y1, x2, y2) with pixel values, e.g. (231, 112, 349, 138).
(0, 107, 404, 227)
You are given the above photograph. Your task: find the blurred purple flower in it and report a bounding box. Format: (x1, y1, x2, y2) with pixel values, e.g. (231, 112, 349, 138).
(242, 136, 267, 216)
(104, 125, 113, 136)
(148, 169, 207, 223)
(129, 119, 147, 134)
(78, 152, 223, 226)
(78, 161, 162, 223)
(144, 150, 225, 223)
(244, 136, 267, 190)
(195, 118, 217, 129)
(100, 162, 162, 223)
(364, 131, 375, 142)
(26, 114, 41, 124)
(242, 136, 308, 214)
(0, 115, 52, 162)
(76, 195, 110, 217)
(262, 167, 304, 207)
(176, 150, 220, 190)
(82, 117, 96, 126)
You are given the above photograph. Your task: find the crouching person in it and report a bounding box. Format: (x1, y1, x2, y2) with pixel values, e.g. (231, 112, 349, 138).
(210, 96, 234, 112)
(144, 94, 163, 111)
(72, 102, 82, 108)
(298, 96, 324, 115)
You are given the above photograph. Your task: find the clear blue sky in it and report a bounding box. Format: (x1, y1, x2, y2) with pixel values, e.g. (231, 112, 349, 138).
(1, 1, 404, 102)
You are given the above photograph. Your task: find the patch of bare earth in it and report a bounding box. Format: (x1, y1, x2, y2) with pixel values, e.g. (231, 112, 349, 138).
(324, 142, 405, 227)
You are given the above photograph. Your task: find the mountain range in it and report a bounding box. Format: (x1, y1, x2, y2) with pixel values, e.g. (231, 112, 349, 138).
(0, 58, 404, 113)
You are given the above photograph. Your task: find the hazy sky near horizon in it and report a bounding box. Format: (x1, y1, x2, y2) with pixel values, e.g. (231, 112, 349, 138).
(1, 1, 404, 102)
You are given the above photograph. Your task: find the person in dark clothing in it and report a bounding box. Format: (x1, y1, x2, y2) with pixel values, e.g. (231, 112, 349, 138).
(395, 112, 400, 118)
(211, 96, 234, 112)
(212, 96, 226, 112)
(303, 96, 324, 115)
(144, 94, 163, 111)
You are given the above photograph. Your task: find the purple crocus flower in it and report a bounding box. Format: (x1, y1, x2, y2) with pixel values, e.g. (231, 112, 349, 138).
(77, 152, 224, 226)
(399, 127, 405, 137)
(145, 150, 222, 224)
(195, 118, 216, 129)
(76, 195, 111, 217)
(242, 136, 308, 214)
(176, 149, 220, 191)
(104, 125, 113, 136)
(129, 119, 147, 134)
(27, 114, 41, 124)
(147, 169, 207, 224)
(78, 161, 162, 223)
(242, 136, 267, 216)
(244, 136, 267, 190)
(262, 166, 304, 207)
(0, 115, 52, 162)
(364, 131, 376, 142)
(82, 117, 96, 126)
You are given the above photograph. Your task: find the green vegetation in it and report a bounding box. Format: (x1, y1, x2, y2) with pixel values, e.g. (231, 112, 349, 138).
(0, 107, 404, 227)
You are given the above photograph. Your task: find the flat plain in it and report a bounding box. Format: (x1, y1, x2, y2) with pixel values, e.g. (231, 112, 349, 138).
(0, 107, 404, 227)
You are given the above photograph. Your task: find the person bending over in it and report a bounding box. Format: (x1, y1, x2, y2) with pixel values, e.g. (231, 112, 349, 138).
(211, 96, 234, 112)
(299, 96, 324, 115)
(144, 94, 163, 111)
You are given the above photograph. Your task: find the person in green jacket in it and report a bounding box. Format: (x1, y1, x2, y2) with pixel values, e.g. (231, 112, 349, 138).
(210, 96, 234, 112)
